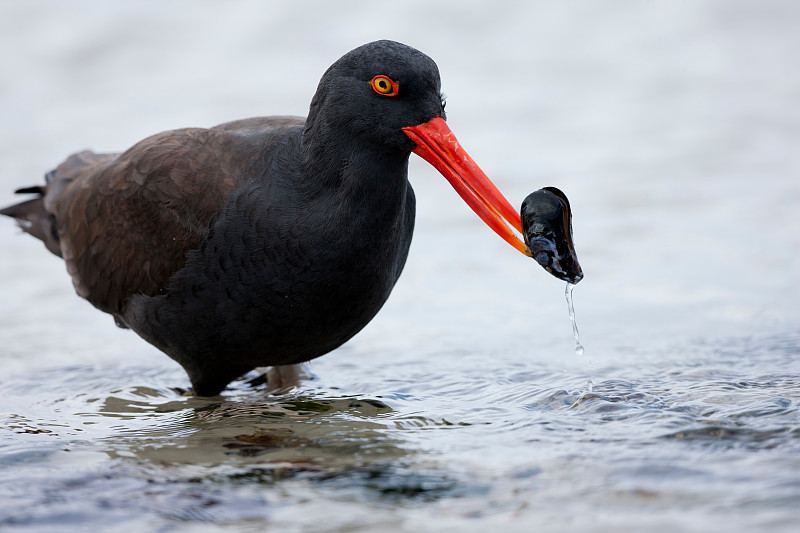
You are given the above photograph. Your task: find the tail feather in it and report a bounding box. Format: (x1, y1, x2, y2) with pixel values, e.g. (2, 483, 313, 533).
(13, 185, 47, 195)
(4, 151, 118, 258)
(1, 188, 62, 257)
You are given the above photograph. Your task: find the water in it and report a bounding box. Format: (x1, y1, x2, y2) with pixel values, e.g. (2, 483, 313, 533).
(566, 282, 584, 356)
(565, 282, 591, 398)
(2, 1, 800, 532)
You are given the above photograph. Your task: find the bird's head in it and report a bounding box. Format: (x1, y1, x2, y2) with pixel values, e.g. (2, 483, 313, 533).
(307, 40, 532, 257)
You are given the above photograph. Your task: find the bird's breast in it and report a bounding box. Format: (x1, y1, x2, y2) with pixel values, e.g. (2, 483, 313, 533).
(124, 178, 415, 367)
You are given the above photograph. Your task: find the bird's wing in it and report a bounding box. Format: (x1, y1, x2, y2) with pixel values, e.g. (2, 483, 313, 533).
(52, 116, 305, 315)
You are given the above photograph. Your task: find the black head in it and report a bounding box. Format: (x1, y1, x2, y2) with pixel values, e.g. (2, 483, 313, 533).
(521, 187, 583, 284)
(304, 40, 447, 151)
(302, 41, 537, 261)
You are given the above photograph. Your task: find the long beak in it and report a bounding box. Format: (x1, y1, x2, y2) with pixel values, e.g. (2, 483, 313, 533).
(403, 117, 531, 257)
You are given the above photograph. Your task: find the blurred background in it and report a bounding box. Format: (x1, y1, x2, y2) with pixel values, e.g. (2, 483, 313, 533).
(1, 1, 798, 532)
(1, 0, 798, 354)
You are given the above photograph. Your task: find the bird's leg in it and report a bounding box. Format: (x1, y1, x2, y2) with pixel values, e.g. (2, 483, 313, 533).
(188, 362, 253, 397)
(261, 364, 310, 394)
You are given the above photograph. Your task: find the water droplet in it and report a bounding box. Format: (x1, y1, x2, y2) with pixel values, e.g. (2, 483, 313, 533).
(565, 282, 584, 355)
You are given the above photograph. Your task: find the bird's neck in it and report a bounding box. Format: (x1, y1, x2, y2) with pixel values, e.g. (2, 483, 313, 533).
(298, 128, 411, 207)
(291, 130, 413, 280)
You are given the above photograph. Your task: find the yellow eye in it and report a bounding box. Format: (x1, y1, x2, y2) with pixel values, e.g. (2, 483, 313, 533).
(370, 75, 399, 96)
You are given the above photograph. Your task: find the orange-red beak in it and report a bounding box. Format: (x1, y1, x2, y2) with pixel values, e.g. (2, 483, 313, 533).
(402, 117, 532, 257)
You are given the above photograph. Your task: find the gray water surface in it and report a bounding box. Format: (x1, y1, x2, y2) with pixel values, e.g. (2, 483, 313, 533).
(1, 1, 799, 532)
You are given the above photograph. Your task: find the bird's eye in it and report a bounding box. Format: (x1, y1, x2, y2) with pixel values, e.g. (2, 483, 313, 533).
(370, 75, 399, 96)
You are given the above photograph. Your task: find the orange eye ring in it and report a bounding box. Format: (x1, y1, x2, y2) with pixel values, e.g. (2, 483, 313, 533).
(370, 75, 399, 96)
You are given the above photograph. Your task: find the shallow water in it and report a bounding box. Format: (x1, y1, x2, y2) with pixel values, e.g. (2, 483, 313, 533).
(2, 1, 800, 532)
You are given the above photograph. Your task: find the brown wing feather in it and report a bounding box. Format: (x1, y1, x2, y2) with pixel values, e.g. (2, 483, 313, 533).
(52, 116, 304, 315)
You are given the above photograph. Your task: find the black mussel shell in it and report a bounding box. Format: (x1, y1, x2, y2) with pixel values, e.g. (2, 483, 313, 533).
(520, 187, 583, 284)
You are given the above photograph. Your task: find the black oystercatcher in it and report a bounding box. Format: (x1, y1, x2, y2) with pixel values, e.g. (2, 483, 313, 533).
(1, 40, 534, 396)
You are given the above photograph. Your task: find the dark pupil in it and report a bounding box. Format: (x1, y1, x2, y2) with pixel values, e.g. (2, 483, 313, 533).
(379, 80, 388, 90)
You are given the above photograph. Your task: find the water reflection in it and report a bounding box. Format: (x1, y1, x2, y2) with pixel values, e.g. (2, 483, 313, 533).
(0, 367, 476, 528)
(66, 377, 410, 470)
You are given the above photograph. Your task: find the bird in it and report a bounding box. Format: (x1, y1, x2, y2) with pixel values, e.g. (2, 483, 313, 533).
(1, 40, 533, 396)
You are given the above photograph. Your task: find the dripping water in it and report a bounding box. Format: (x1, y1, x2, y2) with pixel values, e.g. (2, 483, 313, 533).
(565, 282, 584, 355)
(566, 282, 591, 405)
